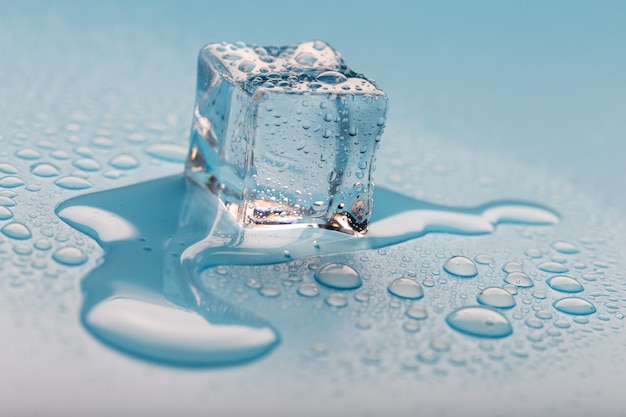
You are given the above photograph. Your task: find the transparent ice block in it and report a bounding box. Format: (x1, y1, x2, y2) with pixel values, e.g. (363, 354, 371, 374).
(185, 40, 388, 235)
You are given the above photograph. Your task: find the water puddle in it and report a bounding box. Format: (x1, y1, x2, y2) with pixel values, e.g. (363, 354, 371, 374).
(56, 174, 559, 367)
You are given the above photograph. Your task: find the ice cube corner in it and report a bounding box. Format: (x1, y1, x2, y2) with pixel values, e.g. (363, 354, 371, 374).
(185, 40, 388, 235)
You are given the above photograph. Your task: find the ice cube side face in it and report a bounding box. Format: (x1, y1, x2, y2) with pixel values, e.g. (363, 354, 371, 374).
(185, 41, 388, 235)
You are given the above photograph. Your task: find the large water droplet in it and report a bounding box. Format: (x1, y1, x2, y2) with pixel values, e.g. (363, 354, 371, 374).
(31, 162, 61, 177)
(295, 52, 318, 66)
(0, 206, 13, 220)
(314, 262, 362, 289)
(55, 176, 93, 190)
(502, 261, 523, 273)
(1, 222, 32, 239)
(109, 154, 139, 170)
(446, 306, 513, 338)
(504, 272, 534, 287)
(551, 241, 579, 254)
(0, 163, 19, 174)
(537, 261, 568, 273)
(443, 256, 478, 277)
(0, 176, 26, 188)
(145, 144, 187, 163)
(546, 275, 584, 293)
(477, 287, 516, 308)
(52, 246, 88, 266)
(553, 297, 596, 315)
(316, 71, 347, 84)
(0, 196, 16, 206)
(387, 278, 424, 299)
(237, 60, 257, 73)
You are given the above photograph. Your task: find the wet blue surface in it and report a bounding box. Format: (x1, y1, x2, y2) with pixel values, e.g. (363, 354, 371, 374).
(1, 1, 626, 416)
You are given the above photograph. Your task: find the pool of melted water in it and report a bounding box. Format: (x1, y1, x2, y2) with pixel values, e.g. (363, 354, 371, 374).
(2, 2, 626, 416)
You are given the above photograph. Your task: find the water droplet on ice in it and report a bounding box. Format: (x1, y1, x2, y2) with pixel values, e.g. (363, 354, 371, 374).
(1, 222, 32, 239)
(537, 261, 568, 273)
(237, 60, 257, 73)
(477, 287, 516, 308)
(295, 52, 318, 66)
(504, 271, 534, 288)
(546, 275, 584, 293)
(30, 162, 60, 177)
(314, 262, 362, 289)
(553, 297, 596, 315)
(55, 176, 93, 190)
(316, 71, 348, 84)
(52, 246, 88, 266)
(446, 306, 513, 338)
(443, 256, 478, 277)
(387, 277, 424, 299)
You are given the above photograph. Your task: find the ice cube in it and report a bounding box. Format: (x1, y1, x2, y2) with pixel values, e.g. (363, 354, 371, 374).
(185, 40, 388, 235)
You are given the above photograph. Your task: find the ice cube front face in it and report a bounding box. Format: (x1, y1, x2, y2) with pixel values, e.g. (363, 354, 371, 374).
(185, 40, 388, 235)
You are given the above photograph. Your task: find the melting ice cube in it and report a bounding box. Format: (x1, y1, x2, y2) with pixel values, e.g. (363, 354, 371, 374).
(185, 40, 388, 235)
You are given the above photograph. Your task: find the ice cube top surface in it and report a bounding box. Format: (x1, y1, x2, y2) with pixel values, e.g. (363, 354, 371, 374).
(202, 40, 385, 95)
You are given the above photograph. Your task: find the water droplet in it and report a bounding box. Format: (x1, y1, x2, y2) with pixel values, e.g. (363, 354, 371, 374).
(297, 282, 319, 297)
(316, 71, 347, 84)
(525, 317, 544, 329)
(314, 262, 362, 289)
(546, 275, 584, 293)
(109, 154, 139, 170)
(34, 238, 52, 250)
(416, 348, 440, 364)
(237, 60, 257, 73)
(55, 176, 93, 190)
(0, 206, 13, 220)
(52, 246, 88, 266)
(553, 297, 596, 315)
(403, 319, 421, 332)
(259, 285, 280, 297)
(73, 158, 102, 172)
(474, 254, 494, 265)
(537, 261, 569, 273)
(502, 261, 523, 273)
(0, 163, 19, 174)
(15, 148, 42, 160)
(0, 196, 16, 207)
(551, 241, 579, 254)
(443, 256, 478, 277)
(446, 306, 513, 338)
(387, 278, 424, 299)
(295, 52, 317, 66)
(477, 287, 516, 308)
(1, 222, 32, 239)
(504, 272, 534, 288)
(325, 293, 348, 308)
(0, 176, 26, 188)
(406, 305, 428, 320)
(146, 144, 187, 163)
(30, 162, 60, 177)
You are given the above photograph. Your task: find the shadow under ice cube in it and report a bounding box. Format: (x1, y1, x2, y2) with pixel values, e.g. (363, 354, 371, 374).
(186, 40, 388, 235)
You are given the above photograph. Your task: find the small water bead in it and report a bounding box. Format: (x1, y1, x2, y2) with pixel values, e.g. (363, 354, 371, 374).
(477, 287, 516, 309)
(502, 261, 523, 273)
(443, 256, 478, 277)
(422, 277, 435, 287)
(145, 144, 187, 163)
(573, 316, 589, 324)
(532, 290, 547, 300)
(0, 190, 17, 198)
(73, 158, 102, 171)
(325, 293, 348, 308)
(294, 52, 317, 66)
(535, 310, 553, 320)
(92, 137, 114, 148)
(0, 206, 13, 220)
(245, 278, 261, 289)
(546, 275, 584, 293)
(259, 285, 280, 297)
(109, 154, 139, 170)
(551, 241, 579, 254)
(503, 284, 518, 295)
(1, 222, 32, 239)
(316, 71, 347, 84)
(553, 297, 596, 315)
(402, 319, 421, 333)
(504, 272, 534, 288)
(355, 318, 372, 330)
(52, 246, 88, 266)
(34, 238, 52, 250)
(553, 319, 571, 329)
(0, 163, 19, 174)
(13, 243, 32, 255)
(416, 348, 440, 364)
(55, 176, 93, 190)
(537, 261, 569, 273)
(30, 163, 60, 177)
(474, 254, 494, 265)
(15, 148, 42, 160)
(387, 278, 424, 299)
(446, 306, 513, 338)
(314, 262, 362, 289)
(297, 282, 319, 297)
(354, 290, 370, 302)
(525, 248, 543, 258)
(51, 150, 71, 160)
(0, 176, 26, 188)
(406, 305, 428, 320)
